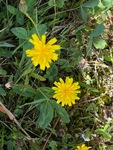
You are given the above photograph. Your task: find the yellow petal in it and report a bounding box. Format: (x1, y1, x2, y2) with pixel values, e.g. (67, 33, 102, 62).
(47, 37, 57, 45)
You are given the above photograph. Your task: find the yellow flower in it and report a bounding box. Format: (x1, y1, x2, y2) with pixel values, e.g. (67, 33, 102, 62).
(52, 77, 80, 106)
(76, 144, 92, 150)
(26, 34, 60, 70)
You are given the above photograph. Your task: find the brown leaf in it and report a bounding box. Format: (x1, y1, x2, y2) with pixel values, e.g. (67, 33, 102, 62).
(0, 102, 15, 120)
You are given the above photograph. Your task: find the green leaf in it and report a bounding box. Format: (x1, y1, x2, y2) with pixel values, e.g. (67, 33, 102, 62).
(48, 0, 66, 8)
(25, 0, 37, 7)
(38, 101, 54, 128)
(39, 87, 54, 98)
(103, 132, 112, 139)
(0, 68, 7, 75)
(103, 49, 113, 62)
(11, 27, 28, 39)
(0, 42, 15, 47)
(104, 120, 111, 131)
(80, 7, 87, 22)
(76, 32, 83, 44)
(57, 59, 69, 66)
(0, 48, 12, 58)
(95, 128, 105, 134)
(50, 100, 70, 123)
(93, 37, 107, 49)
(0, 87, 6, 96)
(86, 38, 93, 56)
(90, 23, 105, 38)
(101, 0, 113, 7)
(30, 24, 47, 36)
(38, 24, 47, 36)
(49, 141, 57, 150)
(31, 73, 46, 81)
(21, 69, 32, 77)
(20, 98, 46, 108)
(7, 140, 15, 150)
(16, 12, 24, 25)
(12, 84, 36, 97)
(83, 0, 99, 8)
(44, 64, 58, 82)
(74, 25, 84, 34)
(86, 103, 98, 111)
(7, 5, 18, 15)
(96, 129, 111, 139)
(80, 82, 99, 93)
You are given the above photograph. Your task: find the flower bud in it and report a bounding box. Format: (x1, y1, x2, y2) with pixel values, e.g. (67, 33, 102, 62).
(19, 0, 27, 14)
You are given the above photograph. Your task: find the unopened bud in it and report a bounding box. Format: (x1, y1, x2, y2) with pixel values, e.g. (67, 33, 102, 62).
(19, 0, 27, 14)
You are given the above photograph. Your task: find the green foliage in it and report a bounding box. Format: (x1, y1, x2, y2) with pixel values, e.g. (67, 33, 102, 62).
(93, 37, 107, 49)
(96, 120, 112, 139)
(0, 87, 6, 96)
(101, 0, 113, 7)
(50, 100, 70, 123)
(7, 5, 19, 15)
(11, 27, 28, 39)
(1, 0, 113, 149)
(38, 100, 54, 128)
(90, 23, 105, 38)
(83, 0, 99, 8)
(48, 0, 66, 8)
(0, 48, 12, 58)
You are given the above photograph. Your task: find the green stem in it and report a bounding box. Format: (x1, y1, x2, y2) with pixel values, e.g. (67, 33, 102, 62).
(14, 118, 31, 140)
(25, 12, 40, 38)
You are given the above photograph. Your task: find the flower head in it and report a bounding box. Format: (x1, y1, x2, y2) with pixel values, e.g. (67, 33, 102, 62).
(76, 144, 92, 150)
(52, 77, 80, 106)
(26, 34, 60, 70)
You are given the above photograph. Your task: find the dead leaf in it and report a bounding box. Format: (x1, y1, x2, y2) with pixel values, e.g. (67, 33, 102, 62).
(0, 102, 15, 120)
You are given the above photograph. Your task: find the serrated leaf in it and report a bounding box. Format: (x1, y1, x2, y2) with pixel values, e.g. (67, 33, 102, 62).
(38, 101, 54, 128)
(93, 37, 107, 49)
(0, 48, 12, 58)
(50, 100, 70, 123)
(11, 27, 28, 39)
(83, 0, 99, 8)
(90, 24, 105, 38)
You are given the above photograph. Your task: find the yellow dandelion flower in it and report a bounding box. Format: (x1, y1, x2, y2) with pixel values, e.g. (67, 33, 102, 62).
(76, 144, 92, 150)
(26, 34, 60, 70)
(52, 77, 81, 106)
